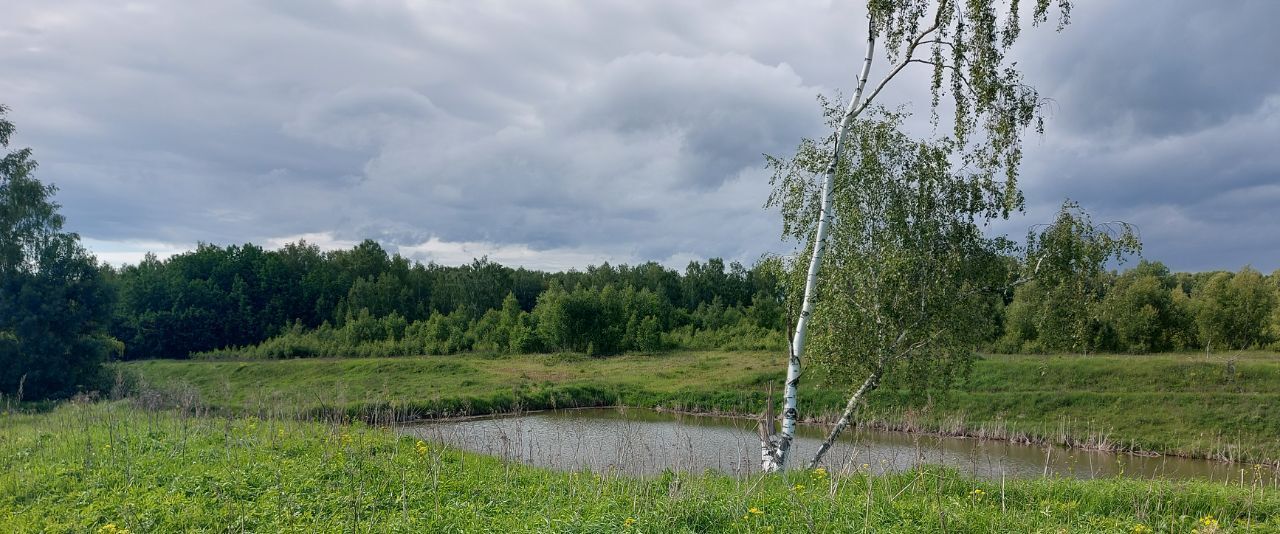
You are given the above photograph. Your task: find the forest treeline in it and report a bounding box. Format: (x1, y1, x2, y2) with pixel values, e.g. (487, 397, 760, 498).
(104, 240, 1280, 361)
(106, 241, 788, 360)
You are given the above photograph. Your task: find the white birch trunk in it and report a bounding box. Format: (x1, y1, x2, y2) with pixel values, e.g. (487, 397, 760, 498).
(762, 20, 878, 472)
(757, 385, 781, 471)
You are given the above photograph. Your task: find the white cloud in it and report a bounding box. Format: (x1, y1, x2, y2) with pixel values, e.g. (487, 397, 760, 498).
(82, 238, 190, 266)
(399, 237, 620, 272)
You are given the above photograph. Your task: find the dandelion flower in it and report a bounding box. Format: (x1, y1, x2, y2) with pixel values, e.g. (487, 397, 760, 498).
(748, 507, 764, 515)
(624, 518, 637, 527)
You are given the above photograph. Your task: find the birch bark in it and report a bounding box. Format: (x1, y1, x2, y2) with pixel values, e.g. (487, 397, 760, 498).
(762, 19, 877, 472)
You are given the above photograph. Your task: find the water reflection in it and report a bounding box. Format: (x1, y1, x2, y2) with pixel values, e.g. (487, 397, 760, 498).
(402, 407, 1250, 481)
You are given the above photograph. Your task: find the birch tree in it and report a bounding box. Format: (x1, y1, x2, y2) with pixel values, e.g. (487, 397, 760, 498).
(758, 0, 1073, 471)
(774, 111, 1015, 469)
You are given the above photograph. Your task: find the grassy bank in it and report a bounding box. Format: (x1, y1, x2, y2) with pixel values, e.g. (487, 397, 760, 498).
(4, 402, 1278, 532)
(118, 350, 1280, 464)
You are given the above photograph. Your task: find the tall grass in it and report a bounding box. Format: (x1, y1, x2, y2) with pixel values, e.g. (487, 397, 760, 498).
(4, 399, 1279, 532)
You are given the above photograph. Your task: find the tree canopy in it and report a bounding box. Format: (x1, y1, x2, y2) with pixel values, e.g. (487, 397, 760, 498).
(762, 0, 1076, 469)
(0, 104, 117, 400)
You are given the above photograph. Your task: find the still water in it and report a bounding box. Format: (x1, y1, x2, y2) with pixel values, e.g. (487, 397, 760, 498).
(403, 407, 1248, 481)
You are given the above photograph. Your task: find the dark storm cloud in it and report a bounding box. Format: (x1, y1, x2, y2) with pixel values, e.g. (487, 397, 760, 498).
(1005, 0, 1280, 271)
(1024, 1, 1280, 139)
(0, 1, 1276, 271)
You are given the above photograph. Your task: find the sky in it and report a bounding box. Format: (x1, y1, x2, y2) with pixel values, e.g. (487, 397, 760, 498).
(2, 0, 1278, 273)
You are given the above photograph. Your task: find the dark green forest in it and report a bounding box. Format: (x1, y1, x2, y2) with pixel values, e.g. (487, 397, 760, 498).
(104, 241, 1280, 364)
(106, 243, 789, 360)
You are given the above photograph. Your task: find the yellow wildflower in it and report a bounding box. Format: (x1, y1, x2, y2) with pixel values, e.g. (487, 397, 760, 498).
(1130, 524, 1151, 534)
(792, 483, 805, 491)
(812, 467, 827, 478)
(969, 488, 986, 497)
(1199, 515, 1219, 528)
(748, 507, 764, 515)
(624, 517, 637, 527)
(415, 440, 429, 457)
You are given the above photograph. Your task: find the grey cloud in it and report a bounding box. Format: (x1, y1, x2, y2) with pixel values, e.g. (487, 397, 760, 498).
(285, 87, 449, 149)
(564, 53, 820, 188)
(1024, 94, 1280, 207)
(306, 50, 824, 254)
(1, 0, 1277, 272)
(1021, 1, 1280, 140)
(986, 0, 1280, 272)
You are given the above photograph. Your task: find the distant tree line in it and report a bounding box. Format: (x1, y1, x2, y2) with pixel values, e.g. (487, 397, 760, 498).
(109, 234, 1280, 362)
(997, 260, 1280, 354)
(105, 241, 789, 360)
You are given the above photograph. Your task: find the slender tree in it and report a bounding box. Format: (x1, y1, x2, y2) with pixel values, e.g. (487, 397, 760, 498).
(760, 0, 1073, 471)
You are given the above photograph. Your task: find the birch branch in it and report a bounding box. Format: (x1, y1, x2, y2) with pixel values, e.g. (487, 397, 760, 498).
(853, 4, 947, 118)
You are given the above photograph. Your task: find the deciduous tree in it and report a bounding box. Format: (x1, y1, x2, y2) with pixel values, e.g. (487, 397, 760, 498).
(761, 0, 1074, 471)
(0, 105, 116, 399)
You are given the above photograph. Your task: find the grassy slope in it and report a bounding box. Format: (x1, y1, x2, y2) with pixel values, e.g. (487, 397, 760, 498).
(3, 403, 1277, 532)
(119, 350, 1280, 463)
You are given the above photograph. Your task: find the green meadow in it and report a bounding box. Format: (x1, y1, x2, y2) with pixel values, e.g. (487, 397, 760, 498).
(120, 350, 1280, 464)
(3, 402, 1277, 532)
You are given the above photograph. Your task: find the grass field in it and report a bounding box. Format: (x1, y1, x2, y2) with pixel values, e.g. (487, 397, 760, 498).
(118, 350, 1280, 465)
(4, 402, 1278, 532)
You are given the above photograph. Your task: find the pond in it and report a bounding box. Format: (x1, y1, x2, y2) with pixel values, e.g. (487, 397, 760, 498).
(402, 407, 1249, 481)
